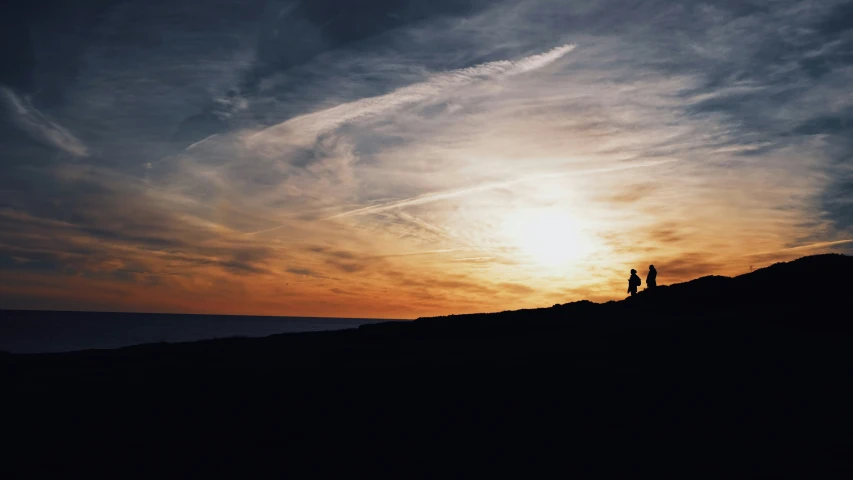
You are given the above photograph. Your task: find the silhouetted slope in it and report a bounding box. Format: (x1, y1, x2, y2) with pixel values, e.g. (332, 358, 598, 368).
(416, 253, 850, 321)
(3, 254, 853, 477)
(4, 254, 851, 373)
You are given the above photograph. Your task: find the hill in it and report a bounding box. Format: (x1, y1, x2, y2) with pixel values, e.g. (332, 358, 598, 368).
(4, 254, 853, 477)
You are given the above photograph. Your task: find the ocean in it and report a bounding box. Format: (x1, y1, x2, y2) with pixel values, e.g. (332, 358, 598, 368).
(0, 310, 396, 354)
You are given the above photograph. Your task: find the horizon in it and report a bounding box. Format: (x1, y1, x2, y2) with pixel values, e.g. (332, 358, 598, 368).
(0, 307, 403, 320)
(2, 0, 853, 318)
(2, 252, 849, 320)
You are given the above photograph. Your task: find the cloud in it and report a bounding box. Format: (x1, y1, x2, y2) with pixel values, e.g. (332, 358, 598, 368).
(744, 239, 853, 257)
(185, 134, 219, 151)
(497, 282, 535, 295)
(0, 86, 89, 156)
(325, 160, 673, 220)
(246, 44, 576, 151)
(646, 253, 728, 283)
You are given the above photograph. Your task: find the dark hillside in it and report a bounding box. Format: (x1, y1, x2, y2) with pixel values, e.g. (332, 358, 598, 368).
(3, 254, 852, 477)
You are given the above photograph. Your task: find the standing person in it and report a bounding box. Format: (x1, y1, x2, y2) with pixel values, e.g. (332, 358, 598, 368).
(646, 265, 657, 289)
(627, 269, 641, 296)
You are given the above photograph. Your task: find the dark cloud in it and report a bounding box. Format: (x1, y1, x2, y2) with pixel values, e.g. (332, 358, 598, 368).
(326, 260, 367, 273)
(0, 0, 121, 100)
(287, 267, 317, 277)
(0, 165, 280, 280)
(217, 260, 270, 275)
(308, 246, 361, 260)
(600, 183, 657, 204)
(651, 253, 727, 281)
(497, 282, 535, 295)
(304, 245, 377, 274)
(816, 2, 853, 35)
(647, 224, 687, 245)
(822, 175, 853, 232)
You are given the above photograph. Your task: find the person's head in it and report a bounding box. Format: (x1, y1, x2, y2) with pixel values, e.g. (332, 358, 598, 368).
(631, 269, 637, 274)
(649, 265, 655, 270)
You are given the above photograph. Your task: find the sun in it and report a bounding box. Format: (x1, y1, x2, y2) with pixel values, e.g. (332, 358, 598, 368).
(501, 208, 594, 267)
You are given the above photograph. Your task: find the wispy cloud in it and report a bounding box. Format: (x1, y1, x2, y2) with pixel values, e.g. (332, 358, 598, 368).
(744, 239, 853, 257)
(0, 87, 89, 157)
(246, 44, 576, 150)
(185, 134, 219, 151)
(325, 159, 673, 220)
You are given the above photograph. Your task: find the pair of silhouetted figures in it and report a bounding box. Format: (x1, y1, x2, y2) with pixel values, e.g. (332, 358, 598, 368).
(627, 265, 657, 296)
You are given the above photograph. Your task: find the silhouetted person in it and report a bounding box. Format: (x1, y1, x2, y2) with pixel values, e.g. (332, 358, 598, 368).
(627, 269, 641, 296)
(646, 265, 657, 289)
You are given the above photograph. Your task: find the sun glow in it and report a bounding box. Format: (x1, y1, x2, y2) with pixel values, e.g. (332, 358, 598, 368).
(501, 209, 595, 268)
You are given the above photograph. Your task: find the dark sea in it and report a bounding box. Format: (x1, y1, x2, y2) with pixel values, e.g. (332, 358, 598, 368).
(0, 310, 397, 353)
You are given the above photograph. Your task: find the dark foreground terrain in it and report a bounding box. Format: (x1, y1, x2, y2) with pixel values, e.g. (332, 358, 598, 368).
(3, 254, 853, 477)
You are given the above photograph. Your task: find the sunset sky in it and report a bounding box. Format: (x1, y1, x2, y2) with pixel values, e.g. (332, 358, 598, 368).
(1, 0, 852, 318)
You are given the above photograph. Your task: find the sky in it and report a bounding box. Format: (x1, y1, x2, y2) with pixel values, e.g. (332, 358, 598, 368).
(1, 0, 852, 318)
